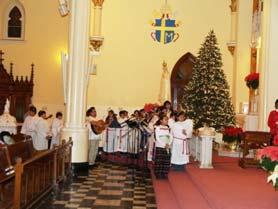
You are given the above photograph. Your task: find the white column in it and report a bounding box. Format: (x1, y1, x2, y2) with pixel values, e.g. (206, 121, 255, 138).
(259, 0, 278, 130)
(62, 0, 91, 163)
(93, 6, 102, 36)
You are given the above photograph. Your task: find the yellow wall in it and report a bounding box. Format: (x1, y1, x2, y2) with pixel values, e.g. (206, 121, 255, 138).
(88, 0, 234, 111)
(0, 0, 68, 115)
(0, 0, 253, 117)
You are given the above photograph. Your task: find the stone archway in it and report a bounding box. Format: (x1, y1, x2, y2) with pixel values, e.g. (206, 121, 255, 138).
(171, 52, 195, 110)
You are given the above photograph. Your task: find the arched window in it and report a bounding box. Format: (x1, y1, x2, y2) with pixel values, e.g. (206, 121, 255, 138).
(8, 6, 22, 38)
(3, 1, 25, 40)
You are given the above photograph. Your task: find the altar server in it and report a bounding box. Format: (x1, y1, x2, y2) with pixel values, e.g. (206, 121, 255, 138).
(34, 111, 51, 151)
(171, 111, 193, 171)
(21, 106, 38, 142)
(51, 112, 63, 148)
(154, 114, 172, 179)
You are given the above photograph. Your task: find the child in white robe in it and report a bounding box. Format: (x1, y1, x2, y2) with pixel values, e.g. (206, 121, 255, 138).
(154, 114, 172, 179)
(171, 111, 193, 171)
(34, 111, 51, 151)
(168, 112, 177, 129)
(21, 106, 38, 146)
(51, 112, 63, 148)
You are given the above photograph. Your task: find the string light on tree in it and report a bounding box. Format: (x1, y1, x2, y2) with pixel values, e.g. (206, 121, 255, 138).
(182, 30, 236, 130)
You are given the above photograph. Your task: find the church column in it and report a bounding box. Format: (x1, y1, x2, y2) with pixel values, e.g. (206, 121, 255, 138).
(258, 0, 278, 130)
(248, 0, 261, 114)
(62, 0, 90, 167)
(90, 0, 104, 52)
(227, 0, 238, 108)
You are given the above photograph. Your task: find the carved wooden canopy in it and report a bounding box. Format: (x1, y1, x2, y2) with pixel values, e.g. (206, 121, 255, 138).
(0, 50, 34, 122)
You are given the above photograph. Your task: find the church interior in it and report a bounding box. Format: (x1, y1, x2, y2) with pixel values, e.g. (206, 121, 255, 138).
(0, 0, 277, 209)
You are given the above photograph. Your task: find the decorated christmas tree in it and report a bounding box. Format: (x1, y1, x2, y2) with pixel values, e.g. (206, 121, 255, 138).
(182, 30, 235, 130)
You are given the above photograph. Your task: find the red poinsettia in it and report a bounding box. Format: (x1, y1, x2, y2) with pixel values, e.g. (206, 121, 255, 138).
(144, 103, 160, 113)
(223, 126, 243, 143)
(245, 72, 259, 89)
(273, 135, 278, 146)
(257, 146, 278, 162)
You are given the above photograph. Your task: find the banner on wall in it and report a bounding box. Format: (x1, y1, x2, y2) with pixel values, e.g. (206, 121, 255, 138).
(150, 1, 180, 44)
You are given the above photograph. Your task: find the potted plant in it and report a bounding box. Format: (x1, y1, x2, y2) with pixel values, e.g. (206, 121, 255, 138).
(257, 146, 278, 189)
(222, 126, 243, 150)
(245, 72, 259, 90)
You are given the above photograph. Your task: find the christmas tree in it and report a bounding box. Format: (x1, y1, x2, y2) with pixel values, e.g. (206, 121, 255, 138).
(182, 30, 235, 130)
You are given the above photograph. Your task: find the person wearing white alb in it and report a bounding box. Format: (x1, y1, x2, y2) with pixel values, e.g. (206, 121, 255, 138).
(171, 111, 193, 171)
(21, 106, 38, 146)
(51, 112, 63, 148)
(34, 111, 51, 151)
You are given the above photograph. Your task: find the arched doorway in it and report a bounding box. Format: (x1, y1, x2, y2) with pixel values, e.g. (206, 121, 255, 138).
(171, 52, 195, 110)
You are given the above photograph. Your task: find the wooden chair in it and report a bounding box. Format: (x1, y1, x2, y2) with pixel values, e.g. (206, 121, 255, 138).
(238, 131, 272, 168)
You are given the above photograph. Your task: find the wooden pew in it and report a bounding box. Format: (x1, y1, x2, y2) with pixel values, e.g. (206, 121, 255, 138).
(7, 138, 37, 165)
(0, 146, 14, 209)
(55, 140, 73, 183)
(13, 139, 72, 209)
(238, 131, 272, 168)
(0, 138, 73, 209)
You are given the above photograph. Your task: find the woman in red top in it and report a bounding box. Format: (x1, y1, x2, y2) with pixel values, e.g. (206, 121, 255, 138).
(268, 99, 278, 145)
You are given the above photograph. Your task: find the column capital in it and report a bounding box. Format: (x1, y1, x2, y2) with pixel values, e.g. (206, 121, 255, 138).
(90, 36, 104, 52)
(230, 0, 238, 12)
(92, 0, 104, 7)
(227, 42, 236, 56)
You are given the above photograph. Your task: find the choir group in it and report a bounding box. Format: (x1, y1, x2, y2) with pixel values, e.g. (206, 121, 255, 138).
(86, 101, 193, 179)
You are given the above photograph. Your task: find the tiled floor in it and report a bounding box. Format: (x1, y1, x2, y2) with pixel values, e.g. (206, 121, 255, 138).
(35, 162, 157, 209)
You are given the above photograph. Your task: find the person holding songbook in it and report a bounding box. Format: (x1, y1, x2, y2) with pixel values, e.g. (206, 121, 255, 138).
(154, 114, 172, 179)
(171, 111, 193, 171)
(118, 110, 129, 152)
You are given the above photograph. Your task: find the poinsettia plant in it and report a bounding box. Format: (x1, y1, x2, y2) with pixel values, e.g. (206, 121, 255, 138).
(245, 72, 259, 90)
(222, 126, 243, 143)
(256, 146, 278, 188)
(144, 103, 160, 113)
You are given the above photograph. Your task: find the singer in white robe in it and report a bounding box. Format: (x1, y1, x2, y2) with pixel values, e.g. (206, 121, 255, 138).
(51, 116, 63, 148)
(34, 117, 50, 151)
(171, 114, 193, 170)
(147, 114, 159, 161)
(117, 117, 129, 152)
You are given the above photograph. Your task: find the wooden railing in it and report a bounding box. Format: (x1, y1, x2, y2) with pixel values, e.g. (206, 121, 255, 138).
(0, 139, 72, 209)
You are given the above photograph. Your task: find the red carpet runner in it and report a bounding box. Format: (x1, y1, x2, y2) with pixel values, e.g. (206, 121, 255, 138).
(152, 156, 278, 209)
